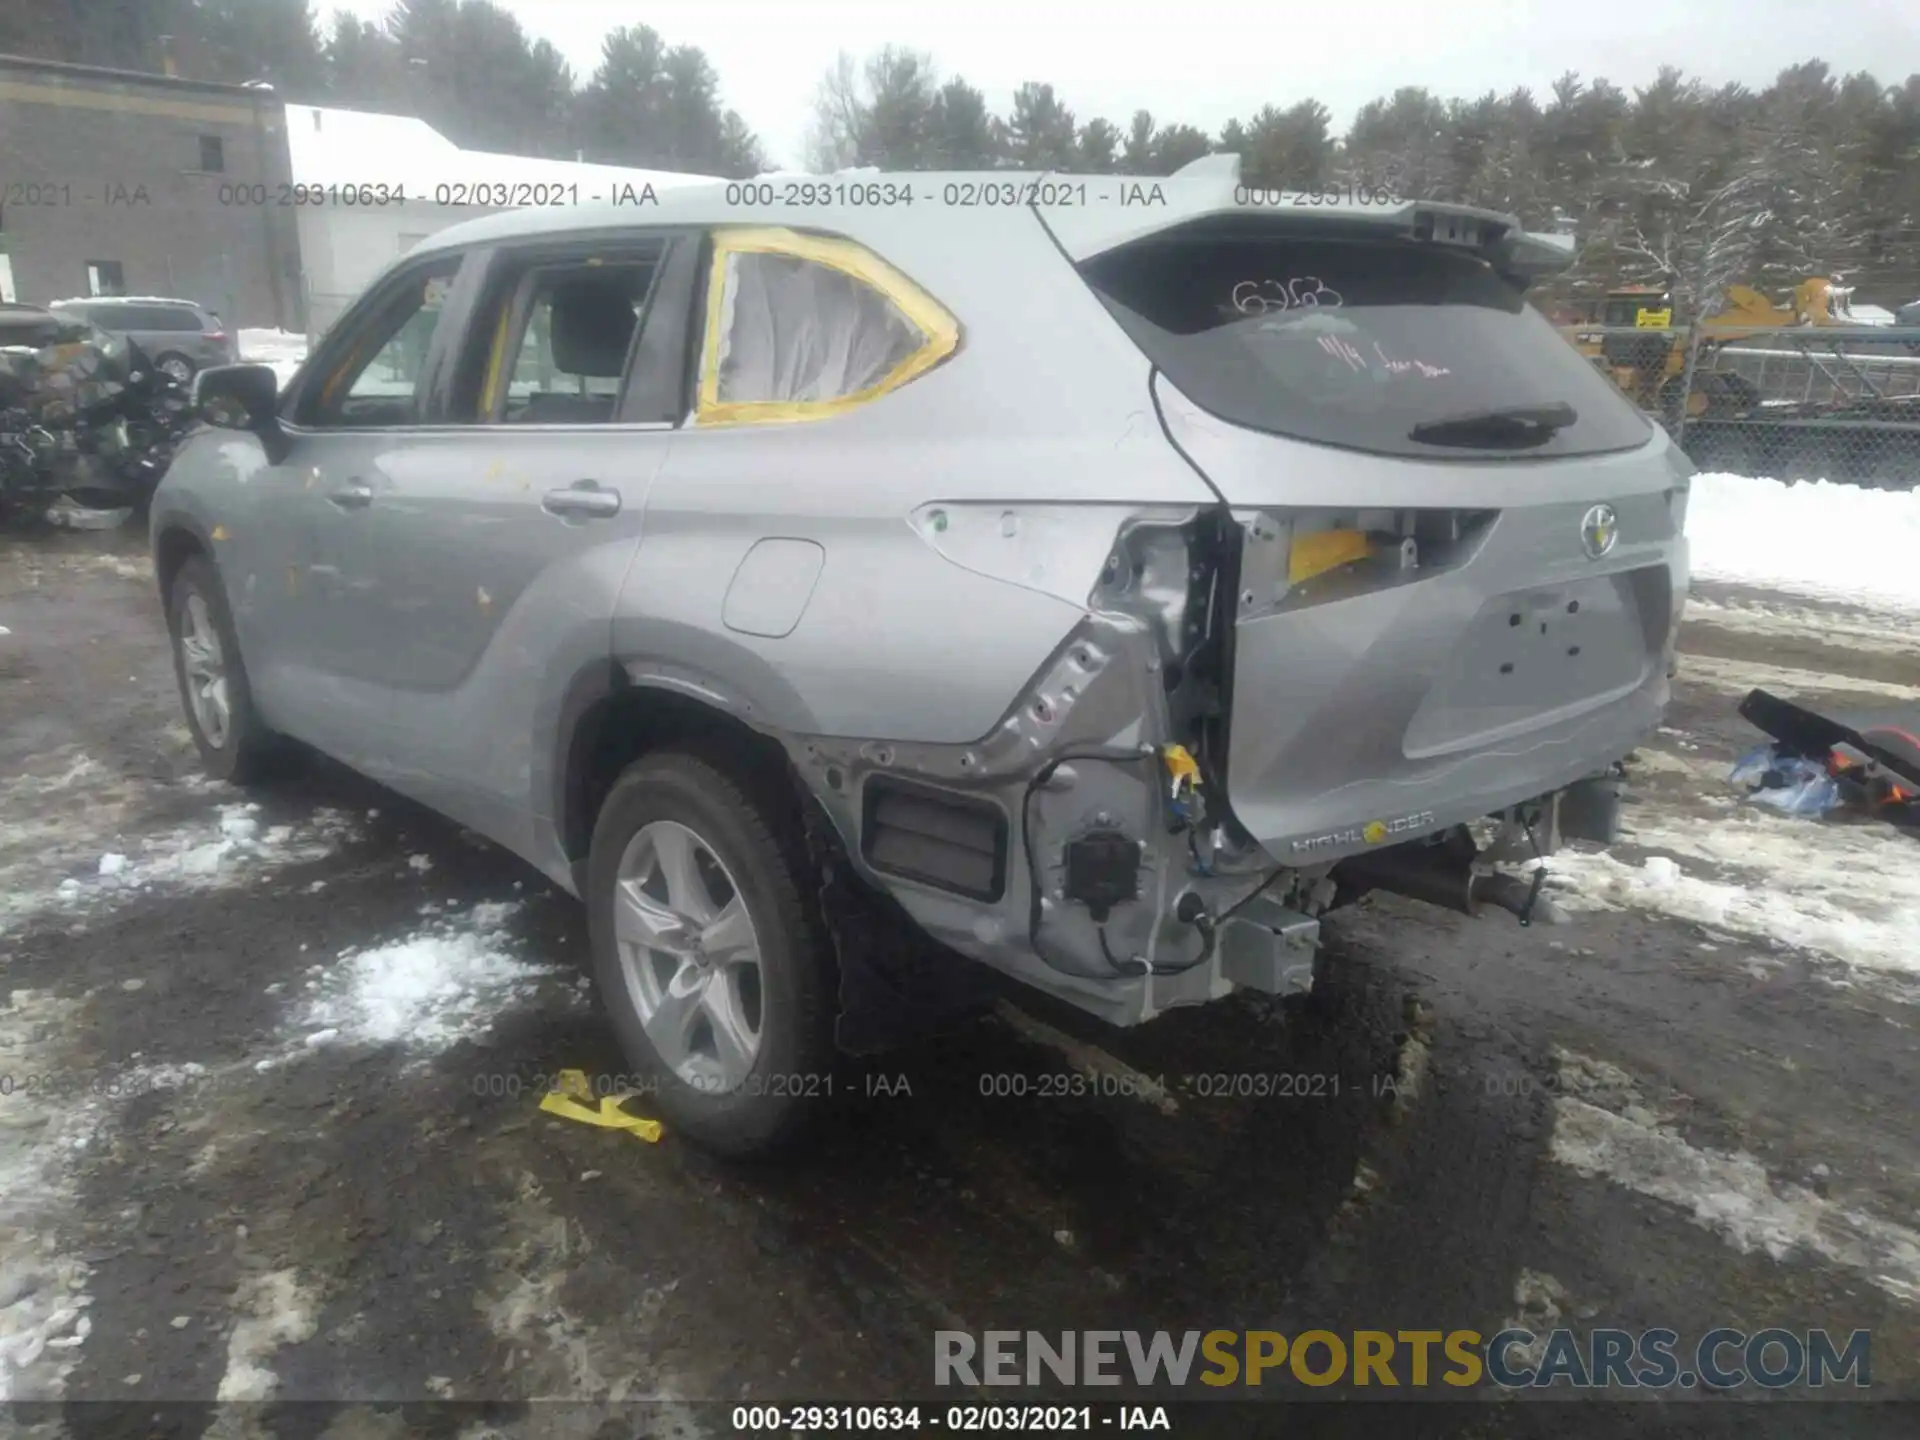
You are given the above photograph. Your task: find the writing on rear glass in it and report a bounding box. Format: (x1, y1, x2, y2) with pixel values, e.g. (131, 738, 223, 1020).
(1316, 335, 1452, 379)
(1231, 277, 1343, 314)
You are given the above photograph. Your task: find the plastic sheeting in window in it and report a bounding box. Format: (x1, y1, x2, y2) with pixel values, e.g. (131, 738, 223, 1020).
(714, 251, 923, 407)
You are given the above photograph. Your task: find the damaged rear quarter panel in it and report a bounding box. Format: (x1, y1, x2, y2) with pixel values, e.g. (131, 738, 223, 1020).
(612, 207, 1220, 744)
(606, 208, 1253, 1023)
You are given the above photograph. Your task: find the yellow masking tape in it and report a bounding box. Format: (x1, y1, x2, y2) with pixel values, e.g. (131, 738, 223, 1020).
(537, 1068, 664, 1143)
(696, 226, 960, 427)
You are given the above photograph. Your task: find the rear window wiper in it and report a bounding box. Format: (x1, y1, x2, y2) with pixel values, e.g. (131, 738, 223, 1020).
(1409, 402, 1578, 448)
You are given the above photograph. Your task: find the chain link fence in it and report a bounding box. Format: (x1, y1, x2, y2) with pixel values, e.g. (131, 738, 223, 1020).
(1560, 322, 1920, 489)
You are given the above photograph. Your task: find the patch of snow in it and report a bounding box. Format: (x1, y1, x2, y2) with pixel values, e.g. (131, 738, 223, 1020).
(1495, 1270, 1568, 1370)
(1550, 1057, 1920, 1305)
(1540, 803, 1920, 977)
(2, 789, 360, 933)
(1687, 474, 1920, 612)
(291, 902, 558, 1051)
(213, 1269, 316, 1401)
(407, 853, 433, 872)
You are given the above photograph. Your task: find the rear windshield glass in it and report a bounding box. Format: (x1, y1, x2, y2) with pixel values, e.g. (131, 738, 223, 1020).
(1079, 227, 1652, 460)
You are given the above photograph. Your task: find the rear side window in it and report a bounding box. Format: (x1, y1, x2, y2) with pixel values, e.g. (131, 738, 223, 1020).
(1080, 227, 1651, 460)
(696, 227, 959, 426)
(715, 254, 919, 404)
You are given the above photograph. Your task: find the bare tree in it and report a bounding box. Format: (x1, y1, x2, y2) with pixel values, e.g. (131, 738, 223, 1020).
(804, 51, 867, 171)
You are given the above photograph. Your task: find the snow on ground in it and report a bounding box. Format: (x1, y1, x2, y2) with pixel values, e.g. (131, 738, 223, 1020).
(0, 774, 361, 934)
(238, 328, 307, 387)
(213, 1269, 317, 1402)
(1549, 1049, 1920, 1306)
(1685, 596, 1920, 657)
(286, 900, 574, 1055)
(1676, 651, 1920, 704)
(1687, 473, 1920, 612)
(0, 987, 216, 1398)
(1540, 798, 1920, 978)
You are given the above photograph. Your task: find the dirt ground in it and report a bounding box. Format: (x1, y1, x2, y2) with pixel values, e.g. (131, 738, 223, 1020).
(0, 526, 1916, 1439)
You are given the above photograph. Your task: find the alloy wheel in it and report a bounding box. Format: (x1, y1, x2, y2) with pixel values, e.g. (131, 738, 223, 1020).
(612, 819, 765, 1093)
(178, 589, 231, 749)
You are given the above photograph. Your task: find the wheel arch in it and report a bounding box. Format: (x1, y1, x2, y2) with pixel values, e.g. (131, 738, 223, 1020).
(152, 514, 217, 610)
(555, 671, 821, 889)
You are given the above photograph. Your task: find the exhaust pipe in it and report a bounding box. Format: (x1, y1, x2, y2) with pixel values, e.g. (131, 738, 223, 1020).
(1335, 833, 1566, 926)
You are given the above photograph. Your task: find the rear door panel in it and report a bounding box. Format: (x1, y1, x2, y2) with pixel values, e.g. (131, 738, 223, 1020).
(371, 233, 692, 871)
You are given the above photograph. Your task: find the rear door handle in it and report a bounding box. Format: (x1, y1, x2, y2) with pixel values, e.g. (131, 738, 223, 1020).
(542, 481, 621, 519)
(328, 484, 374, 510)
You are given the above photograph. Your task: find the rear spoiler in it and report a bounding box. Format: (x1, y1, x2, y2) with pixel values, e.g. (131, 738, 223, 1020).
(1034, 152, 1577, 290)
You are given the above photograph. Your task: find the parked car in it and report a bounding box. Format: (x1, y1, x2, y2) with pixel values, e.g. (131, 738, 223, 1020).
(48, 296, 235, 384)
(149, 158, 1692, 1156)
(0, 300, 73, 351)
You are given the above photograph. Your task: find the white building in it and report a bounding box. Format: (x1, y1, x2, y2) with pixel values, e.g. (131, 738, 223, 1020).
(284, 103, 722, 342)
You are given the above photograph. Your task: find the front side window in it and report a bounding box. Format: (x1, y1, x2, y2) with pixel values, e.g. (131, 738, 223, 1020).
(307, 258, 462, 427)
(696, 228, 958, 426)
(1080, 223, 1652, 460)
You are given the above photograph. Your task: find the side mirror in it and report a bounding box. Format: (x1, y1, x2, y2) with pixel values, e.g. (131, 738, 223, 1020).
(194, 363, 290, 462)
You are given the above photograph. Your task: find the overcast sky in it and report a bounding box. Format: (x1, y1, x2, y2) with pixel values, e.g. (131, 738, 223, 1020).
(331, 0, 1920, 169)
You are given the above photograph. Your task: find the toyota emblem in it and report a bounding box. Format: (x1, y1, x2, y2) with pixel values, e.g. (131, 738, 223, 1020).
(1580, 503, 1619, 559)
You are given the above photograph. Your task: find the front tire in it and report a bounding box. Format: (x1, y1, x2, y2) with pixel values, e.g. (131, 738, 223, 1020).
(586, 750, 837, 1158)
(166, 554, 276, 783)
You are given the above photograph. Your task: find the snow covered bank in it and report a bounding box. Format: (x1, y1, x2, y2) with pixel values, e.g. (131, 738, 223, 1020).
(1687, 473, 1920, 612)
(238, 328, 307, 387)
(1540, 802, 1920, 979)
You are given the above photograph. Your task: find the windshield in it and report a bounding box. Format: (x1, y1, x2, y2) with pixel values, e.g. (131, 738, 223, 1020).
(1079, 226, 1652, 460)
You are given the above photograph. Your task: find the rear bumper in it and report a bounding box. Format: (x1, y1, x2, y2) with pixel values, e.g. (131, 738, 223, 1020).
(1225, 492, 1682, 865)
(1243, 670, 1666, 867)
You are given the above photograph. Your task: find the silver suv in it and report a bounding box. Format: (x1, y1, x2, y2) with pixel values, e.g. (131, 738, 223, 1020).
(49, 296, 235, 383)
(151, 159, 1691, 1155)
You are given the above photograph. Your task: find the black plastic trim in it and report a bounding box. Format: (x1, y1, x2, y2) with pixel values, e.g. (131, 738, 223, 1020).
(860, 774, 1009, 903)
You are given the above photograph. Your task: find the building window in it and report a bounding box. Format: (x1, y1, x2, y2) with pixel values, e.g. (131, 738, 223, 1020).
(199, 135, 225, 172)
(85, 261, 126, 297)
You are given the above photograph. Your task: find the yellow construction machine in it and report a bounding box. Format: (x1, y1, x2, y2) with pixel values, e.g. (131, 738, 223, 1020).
(1563, 277, 1869, 417)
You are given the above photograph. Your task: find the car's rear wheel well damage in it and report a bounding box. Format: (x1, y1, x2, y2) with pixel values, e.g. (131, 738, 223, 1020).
(560, 682, 999, 1052)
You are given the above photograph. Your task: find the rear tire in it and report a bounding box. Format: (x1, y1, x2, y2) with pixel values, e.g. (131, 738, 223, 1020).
(586, 750, 838, 1158)
(154, 352, 197, 386)
(166, 554, 277, 783)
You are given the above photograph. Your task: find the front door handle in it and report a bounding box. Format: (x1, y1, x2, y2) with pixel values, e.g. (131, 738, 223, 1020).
(329, 484, 374, 510)
(541, 480, 621, 519)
